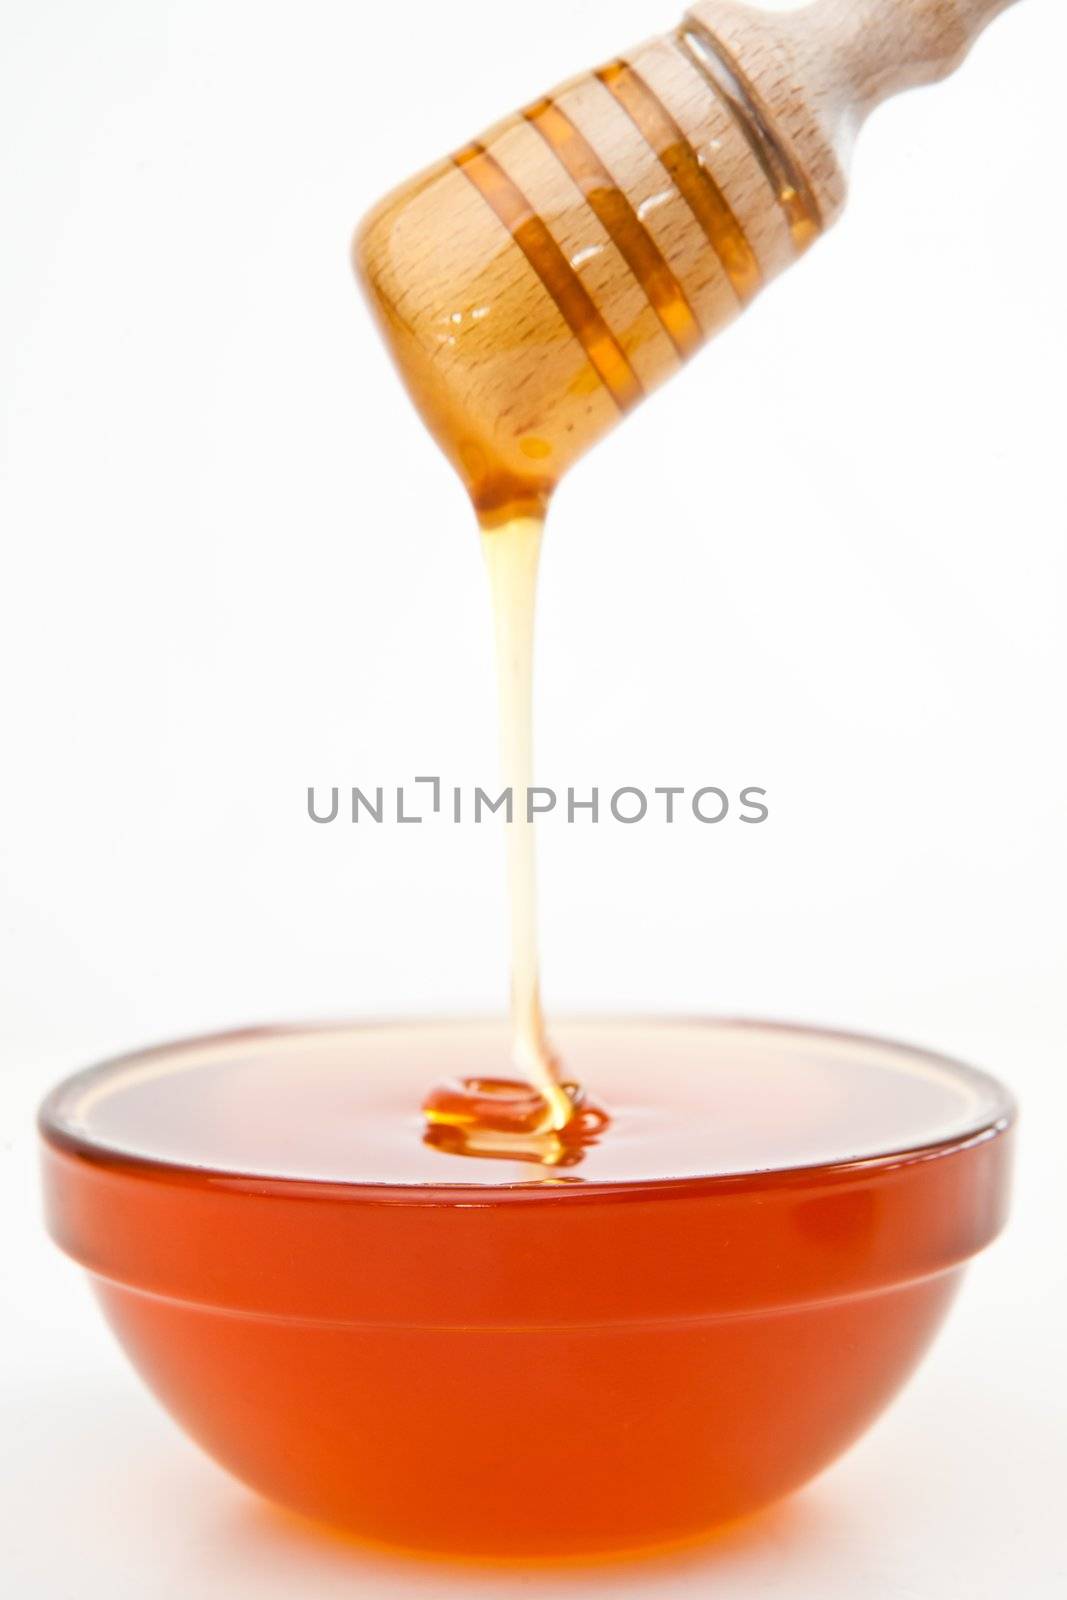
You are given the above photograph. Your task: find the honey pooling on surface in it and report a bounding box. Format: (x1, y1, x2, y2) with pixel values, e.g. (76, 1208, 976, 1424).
(423, 1075, 609, 1168)
(355, 30, 824, 1149)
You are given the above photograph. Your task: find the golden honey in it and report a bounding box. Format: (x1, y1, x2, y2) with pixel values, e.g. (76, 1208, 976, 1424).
(356, 29, 828, 1141)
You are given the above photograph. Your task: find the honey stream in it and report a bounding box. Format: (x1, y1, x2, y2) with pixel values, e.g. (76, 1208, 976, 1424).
(422, 514, 607, 1160)
(358, 37, 824, 1157)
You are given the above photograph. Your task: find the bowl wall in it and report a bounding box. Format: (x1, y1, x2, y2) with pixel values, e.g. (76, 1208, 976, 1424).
(91, 1267, 961, 1556)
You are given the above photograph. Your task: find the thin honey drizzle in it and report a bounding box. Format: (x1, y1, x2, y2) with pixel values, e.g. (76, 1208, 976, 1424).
(355, 24, 824, 1161)
(429, 73, 765, 1158)
(422, 516, 608, 1157)
(478, 515, 569, 1131)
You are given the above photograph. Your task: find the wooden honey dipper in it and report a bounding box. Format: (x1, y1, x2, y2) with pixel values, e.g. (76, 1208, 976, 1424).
(355, 0, 1023, 524)
(355, 0, 1025, 1141)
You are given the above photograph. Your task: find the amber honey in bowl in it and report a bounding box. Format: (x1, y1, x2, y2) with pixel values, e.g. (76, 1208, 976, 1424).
(41, 1017, 1013, 1559)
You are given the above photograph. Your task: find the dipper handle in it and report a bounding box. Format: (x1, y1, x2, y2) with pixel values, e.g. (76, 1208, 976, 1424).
(794, 0, 1020, 108)
(690, 0, 1024, 210)
(356, 0, 1026, 521)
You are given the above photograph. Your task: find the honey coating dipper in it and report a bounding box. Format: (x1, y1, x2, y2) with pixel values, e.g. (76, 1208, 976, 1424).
(356, 0, 1023, 523)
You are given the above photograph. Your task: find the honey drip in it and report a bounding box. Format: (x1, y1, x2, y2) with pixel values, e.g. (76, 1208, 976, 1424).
(423, 1075, 609, 1168)
(356, 36, 825, 1158)
(421, 516, 609, 1157)
(411, 83, 770, 1151)
(478, 518, 558, 1107)
(480, 516, 566, 1128)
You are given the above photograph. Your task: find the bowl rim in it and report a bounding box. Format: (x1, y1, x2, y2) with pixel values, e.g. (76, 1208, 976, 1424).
(38, 1014, 1018, 1203)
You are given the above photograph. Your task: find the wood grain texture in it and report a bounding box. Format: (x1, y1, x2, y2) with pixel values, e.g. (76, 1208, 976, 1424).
(807, 0, 1020, 106)
(688, 0, 1024, 222)
(356, 0, 1025, 517)
(556, 70, 742, 341)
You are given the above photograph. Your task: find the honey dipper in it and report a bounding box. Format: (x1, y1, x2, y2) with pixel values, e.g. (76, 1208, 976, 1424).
(355, 0, 1023, 524)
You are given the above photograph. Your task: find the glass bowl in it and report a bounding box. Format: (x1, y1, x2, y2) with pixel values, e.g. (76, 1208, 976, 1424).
(39, 1018, 1015, 1559)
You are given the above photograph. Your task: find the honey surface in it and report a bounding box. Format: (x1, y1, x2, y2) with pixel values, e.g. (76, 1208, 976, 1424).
(56, 1020, 1003, 1186)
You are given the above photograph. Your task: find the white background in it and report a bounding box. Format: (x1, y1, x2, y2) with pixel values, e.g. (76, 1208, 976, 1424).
(1, 0, 1064, 1594)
